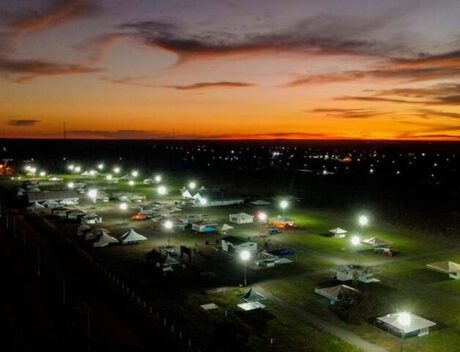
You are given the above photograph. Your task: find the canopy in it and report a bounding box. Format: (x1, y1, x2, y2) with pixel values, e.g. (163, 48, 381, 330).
(93, 232, 119, 247)
(221, 224, 234, 231)
(362, 237, 390, 247)
(120, 228, 147, 244)
(163, 254, 179, 266)
(241, 288, 265, 302)
(250, 200, 271, 205)
(427, 261, 460, 274)
(377, 313, 436, 334)
(315, 285, 359, 301)
(329, 227, 347, 235)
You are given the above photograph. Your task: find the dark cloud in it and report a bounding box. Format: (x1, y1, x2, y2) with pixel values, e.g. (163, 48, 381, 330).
(417, 109, 460, 119)
(7, 119, 40, 126)
(0, 57, 101, 82)
(310, 108, 385, 119)
(109, 14, 402, 63)
(165, 81, 255, 90)
(335, 96, 425, 104)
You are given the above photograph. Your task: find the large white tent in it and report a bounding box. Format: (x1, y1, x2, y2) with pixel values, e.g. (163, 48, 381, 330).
(229, 212, 254, 224)
(362, 237, 390, 247)
(315, 285, 359, 304)
(120, 228, 147, 245)
(329, 227, 347, 238)
(93, 232, 119, 247)
(377, 312, 436, 336)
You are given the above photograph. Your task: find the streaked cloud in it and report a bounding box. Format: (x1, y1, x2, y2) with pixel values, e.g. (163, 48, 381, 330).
(166, 81, 255, 90)
(7, 119, 40, 126)
(310, 108, 386, 118)
(0, 57, 100, 82)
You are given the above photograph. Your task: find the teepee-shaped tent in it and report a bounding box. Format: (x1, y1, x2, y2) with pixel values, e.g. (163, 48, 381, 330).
(93, 232, 119, 247)
(120, 228, 147, 245)
(241, 288, 266, 302)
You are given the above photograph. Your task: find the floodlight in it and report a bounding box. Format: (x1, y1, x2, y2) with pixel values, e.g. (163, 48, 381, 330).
(157, 185, 167, 195)
(97, 163, 104, 170)
(106, 174, 112, 180)
(163, 220, 173, 230)
(88, 189, 98, 203)
(113, 166, 121, 174)
(258, 212, 267, 221)
(119, 202, 128, 211)
(351, 235, 361, 246)
(68, 164, 74, 171)
(128, 180, 135, 186)
(280, 200, 288, 209)
(199, 197, 207, 206)
(155, 175, 162, 183)
(358, 215, 369, 226)
(398, 312, 411, 327)
(131, 170, 139, 178)
(67, 182, 75, 189)
(39, 171, 46, 177)
(189, 181, 196, 190)
(240, 250, 250, 261)
(74, 166, 81, 173)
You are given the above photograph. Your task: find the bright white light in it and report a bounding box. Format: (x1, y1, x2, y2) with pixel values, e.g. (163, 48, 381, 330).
(358, 215, 369, 227)
(351, 235, 361, 246)
(163, 220, 173, 230)
(128, 180, 135, 186)
(240, 250, 251, 261)
(157, 185, 167, 195)
(88, 189, 98, 202)
(113, 167, 121, 174)
(189, 181, 196, 190)
(67, 182, 75, 189)
(74, 166, 81, 173)
(119, 202, 128, 211)
(258, 212, 267, 221)
(97, 163, 104, 170)
(131, 170, 139, 178)
(39, 171, 46, 177)
(29, 167, 37, 174)
(89, 169, 96, 176)
(397, 312, 411, 327)
(280, 200, 288, 209)
(106, 174, 112, 181)
(199, 197, 207, 206)
(24, 165, 31, 171)
(154, 175, 162, 183)
(68, 164, 74, 171)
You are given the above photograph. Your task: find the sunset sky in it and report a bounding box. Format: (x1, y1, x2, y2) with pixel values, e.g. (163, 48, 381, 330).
(0, 0, 459, 140)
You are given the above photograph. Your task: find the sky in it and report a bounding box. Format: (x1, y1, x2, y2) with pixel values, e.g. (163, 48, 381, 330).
(0, 0, 459, 140)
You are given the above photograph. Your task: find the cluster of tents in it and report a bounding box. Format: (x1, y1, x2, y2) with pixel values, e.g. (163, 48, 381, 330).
(77, 227, 147, 247)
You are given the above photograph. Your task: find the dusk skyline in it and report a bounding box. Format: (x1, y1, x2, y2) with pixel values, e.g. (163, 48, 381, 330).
(1, 0, 460, 140)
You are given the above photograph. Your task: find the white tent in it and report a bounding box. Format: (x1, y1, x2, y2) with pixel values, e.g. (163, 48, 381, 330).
(28, 201, 45, 210)
(229, 212, 254, 224)
(67, 209, 87, 220)
(362, 237, 390, 247)
(120, 228, 147, 245)
(241, 288, 266, 302)
(329, 227, 347, 238)
(77, 224, 92, 236)
(93, 232, 119, 247)
(377, 312, 436, 336)
(250, 200, 271, 205)
(315, 285, 359, 304)
(427, 261, 460, 279)
(85, 227, 109, 241)
(181, 190, 193, 199)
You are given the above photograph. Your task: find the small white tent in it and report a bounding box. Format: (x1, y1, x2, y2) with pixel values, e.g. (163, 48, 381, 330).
(93, 232, 119, 247)
(329, 227, 347, 238)
(229, 212, 254, 224)
(120, 228, 147, 245)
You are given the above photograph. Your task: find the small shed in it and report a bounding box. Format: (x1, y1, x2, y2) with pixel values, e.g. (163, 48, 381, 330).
(221, 236, 257, 254)
(229, 212, 254, 224)
(315, 285, 359, 305)
(376, 313, 436, 337)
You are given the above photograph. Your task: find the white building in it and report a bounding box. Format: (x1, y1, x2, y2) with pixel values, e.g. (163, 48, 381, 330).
(229, 212, 254, 224)
(221, 236, 257, 254)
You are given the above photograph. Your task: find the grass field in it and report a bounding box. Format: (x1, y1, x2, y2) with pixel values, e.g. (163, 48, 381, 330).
(5, 172, 460, 352)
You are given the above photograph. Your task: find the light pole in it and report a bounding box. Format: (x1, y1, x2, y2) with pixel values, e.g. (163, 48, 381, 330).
(351, 235, 361, 265)
(397, 312, 411, 352)
(164, 220, 173, 247)
(280, 200, 288, 218)
(199, 197, 207, 212)
(258, 212, 267, 236)
(240, 250, 251, 286)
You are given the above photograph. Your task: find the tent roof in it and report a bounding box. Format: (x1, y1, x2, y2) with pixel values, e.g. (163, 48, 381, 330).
(315, 285, 359, 301)
(377, 313, 436, 333)
(241, 288, 265, 302)
(163, 254, 179, 266)
(250, 200, 271, 205)
(329, 227, 347, 234)
(221, 224, 234, 231)
(362, 237, 390, 247)
(93, 232, 119, 247)
(230, 212, 253, 218)
(427, 261, 460, 274)
(121, 228, 147, 242)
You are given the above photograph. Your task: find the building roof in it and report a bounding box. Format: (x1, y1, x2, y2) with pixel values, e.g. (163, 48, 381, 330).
(329, 227, 348, 235)
(427, 261, 460, 274)
(362, 237, 390, 247)
(241, 288, 266, 302)
(27, 190, 79, 202)
(377, 313, 436, 333)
